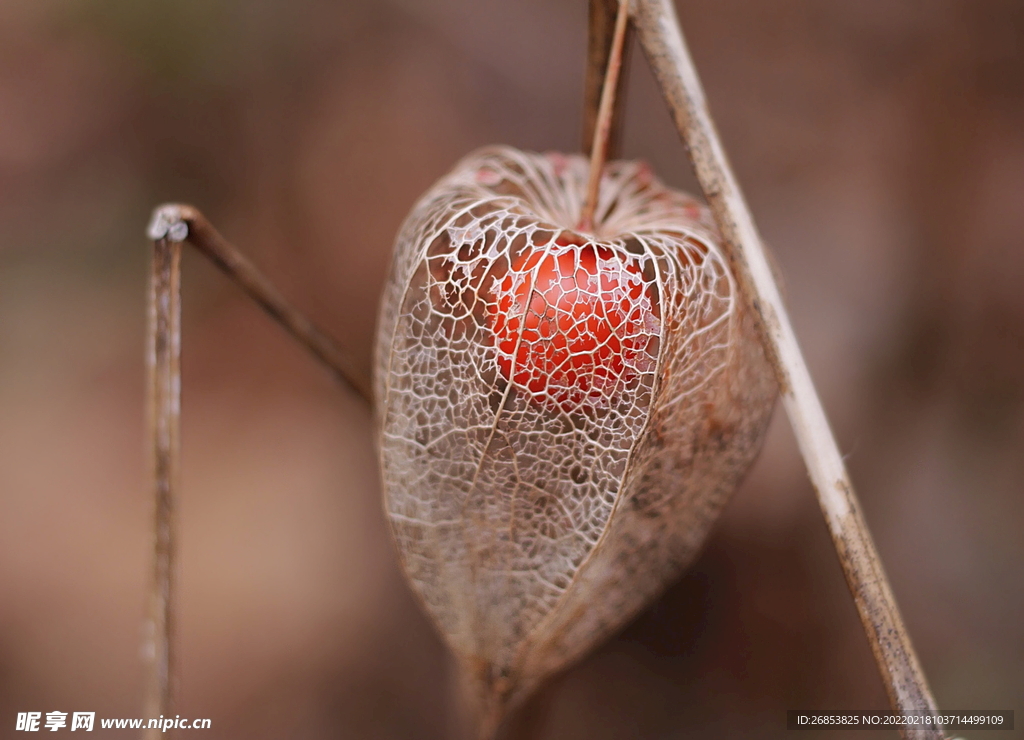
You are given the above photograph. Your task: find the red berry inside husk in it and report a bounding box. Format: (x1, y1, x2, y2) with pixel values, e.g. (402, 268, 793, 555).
(489, 235, 655, 414)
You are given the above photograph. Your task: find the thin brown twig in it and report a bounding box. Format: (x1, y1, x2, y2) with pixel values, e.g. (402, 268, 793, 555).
(579, 0, 631, 233)
(631, 2, 946, 738)
(146, 204, 372, 403)
(142, 235, 181, 738)
(582, 0, 633, 160)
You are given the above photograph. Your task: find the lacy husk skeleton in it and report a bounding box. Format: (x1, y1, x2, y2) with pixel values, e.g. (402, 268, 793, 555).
(374, 147, 776, 728)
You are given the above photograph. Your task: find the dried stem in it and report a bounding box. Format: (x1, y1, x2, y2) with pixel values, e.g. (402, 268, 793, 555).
(477, 707, 502, 740)
(578, 0, 631, 232)
(140, 205, 369, 736)
(146, 204, 372, 402)
(582, 0, 633, 160)
(142, 235, 181, 737)
(631, 1, 946, 738)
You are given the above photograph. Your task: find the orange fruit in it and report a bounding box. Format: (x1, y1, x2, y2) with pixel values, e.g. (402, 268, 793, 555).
(489, 235, 652, 413)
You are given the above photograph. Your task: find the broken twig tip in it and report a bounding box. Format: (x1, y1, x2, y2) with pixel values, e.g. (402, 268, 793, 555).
(147, 205, 190, 243)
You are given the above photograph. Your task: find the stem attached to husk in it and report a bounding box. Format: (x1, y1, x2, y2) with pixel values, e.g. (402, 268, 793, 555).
(477, 707, 503, 740)
(582, 0, 634, 162)
(631, 1, 947, 738)
(579, 0, 631, 233)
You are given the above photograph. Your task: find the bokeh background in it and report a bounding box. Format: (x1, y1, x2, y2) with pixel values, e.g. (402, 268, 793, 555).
(1, 0, 1022, 738)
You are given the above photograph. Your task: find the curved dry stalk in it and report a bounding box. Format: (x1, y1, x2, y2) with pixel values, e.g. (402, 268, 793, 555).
(147, 205, 371, 402)
(631, 1, 946, 738)
(141, 206, 368, 737)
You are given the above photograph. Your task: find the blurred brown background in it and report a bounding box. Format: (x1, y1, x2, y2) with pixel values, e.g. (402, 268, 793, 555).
(1, 0, 1022, 738)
